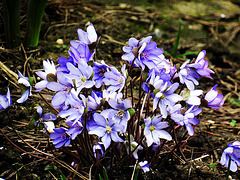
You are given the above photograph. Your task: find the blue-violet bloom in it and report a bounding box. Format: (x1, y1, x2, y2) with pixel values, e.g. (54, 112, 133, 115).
(0, 88, 11, 110)
(139, 161, 150, 173)
(35, 59, 57, 91)
(220, 141, 240, 172)
(144, 114, 172, 147)
(204, 84, 224, 109)
(50, 127, 71, 148)
(17, 71, 32, 103)
(88, 112, 124, 150)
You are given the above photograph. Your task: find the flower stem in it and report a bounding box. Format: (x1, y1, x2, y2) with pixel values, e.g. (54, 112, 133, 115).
(226, 155, 231, 180)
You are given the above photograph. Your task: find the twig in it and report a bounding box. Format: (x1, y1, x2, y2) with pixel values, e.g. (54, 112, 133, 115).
(0, 61, 19, 85)
(201, 129, 222, 137)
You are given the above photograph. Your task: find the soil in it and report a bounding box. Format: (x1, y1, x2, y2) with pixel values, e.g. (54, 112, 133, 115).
(0, 0, 240, 179)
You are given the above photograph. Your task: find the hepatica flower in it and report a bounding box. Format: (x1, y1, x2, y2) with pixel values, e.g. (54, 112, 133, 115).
(93, 142, 104, 159)
(58, 94, 85, 124)
(88, 112, 124, 150)
(66, 120, 83, 140)
(57, 56, 75, 73)
(70, 23, 98, 47)
(35, 59, 57, 91)
(136, 41, 164, 70)
(17, 71, 33, 103)
(92, 60, 110, 88)
(122, 36, 152, 66)
(87, 91, 102, 111)
(153, 83, 183, 118)
(69, 43, 92, 64)
(144, 114, 172, 147)
(50, 127, 71, 148)
(171, 105, 202, 136)
(35, 106, 57, 133)
(192, 50, 214, 79)
(220, 141, 240, 172)
(181, 88, 203, 106)
(0, 88, 11, 110)
(66, 61, 94, 94)
(204, 84, 224, 109)
(104, 97, 132, 133)
(47, 72, 76, 109)
(138, 161, 150, 173)
(103, 65, 126, 93)
(174, 60, 200, 90)
(128, 141, 143, 160)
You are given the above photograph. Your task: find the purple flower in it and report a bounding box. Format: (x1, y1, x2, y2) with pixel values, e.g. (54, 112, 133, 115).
(68, 44, 92, 64)
(92, 60, 110, 88)
(35, 59, 57, 91)
(70, 23, 97, 47)
(35, 106, 57, 133)
(0, 88, 11, 110)
(172, 105, 202, 136)
(88, 112, 124, 150)
(144, 114, 172, 147)
(103, 98, 132, 133)
(57, 56, 75, 73)
(122, 36, 163, 70)
(144, 69, 171, 93)
(122, 36, 151, 64)
(66, 120, 83, 140)
(88, 91, 102, 111)
(58, 94, 85, 124)
(66, 61, 94, 94)
(220, 141, 240, 172)
(102, 90, 123, 102)
(174, 60, 200, 90)
(103, 65, 126, 93)
(192, 50, 214, 79)
(50, 127, 71, 148)
(17, 71, 32, 103)
(139, 161, 150, 173)
(153, 83, 183, 118)
(136, 41, 164, 70)
(47, 72, 76, 109)
(93, 142, 104, 159)
(204, 84, 224, 109)
(181, 89, 203, 106)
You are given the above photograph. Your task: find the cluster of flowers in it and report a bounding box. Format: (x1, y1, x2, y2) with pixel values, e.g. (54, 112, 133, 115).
(1, 23, 237, 173)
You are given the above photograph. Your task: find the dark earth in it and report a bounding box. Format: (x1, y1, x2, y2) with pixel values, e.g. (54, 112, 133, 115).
(0, 0, 240, 179)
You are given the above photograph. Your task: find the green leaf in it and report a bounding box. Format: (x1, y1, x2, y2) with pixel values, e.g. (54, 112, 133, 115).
(26, 0, 48, 47)
(60, 175, 67, 180)
(102, 166, 109, 180)
(209, 163, 217, 168)
(230, 119, 237, 127)
(44, 163, 54, 171)
(39, 123, 44, 130)
(128, 108, 136, 117)
(29, 77, 34, 86)
(175, 51, 199, 59)
(29, 119, 36, 129)
(163, 50, 172, 57)
(98, 174, 103, 180)
(133, 166, 140, 180)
